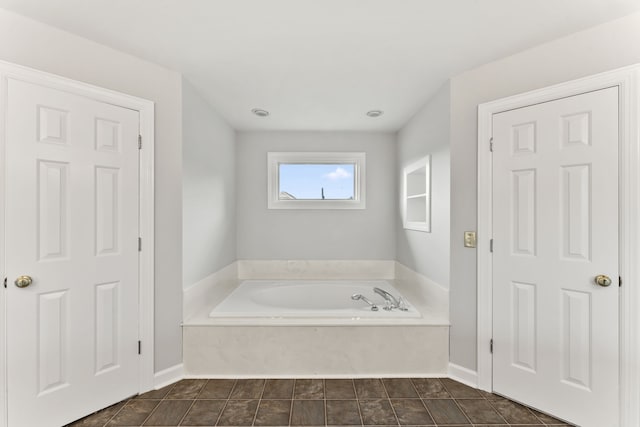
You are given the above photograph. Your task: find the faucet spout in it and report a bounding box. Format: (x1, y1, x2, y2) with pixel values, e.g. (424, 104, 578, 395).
(373, 287, 408, 311)
(374, 287, 399, 308)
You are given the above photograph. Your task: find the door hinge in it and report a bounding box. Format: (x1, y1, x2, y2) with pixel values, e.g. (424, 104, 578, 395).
(138, 237, 142, 252)
(619, 276, 622, 287)
(138, 340, 141, 355)
(490, 339, 494, 354)
(3, 277, 6, 288)
(489, 239, 493, 253)
(138, 135, 142, 149)
(489, 137, 494, 152)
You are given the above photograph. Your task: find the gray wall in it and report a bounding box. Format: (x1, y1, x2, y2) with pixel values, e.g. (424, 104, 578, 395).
(236, 131, 396, 260)
(0, 9, 183, 373)
(182, 78, 236, 288)
(396, 82, 450, 288)
(449, 11, 640, 371)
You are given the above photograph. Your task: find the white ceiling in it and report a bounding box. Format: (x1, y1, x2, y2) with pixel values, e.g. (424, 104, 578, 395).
(1, 0, 639, 131)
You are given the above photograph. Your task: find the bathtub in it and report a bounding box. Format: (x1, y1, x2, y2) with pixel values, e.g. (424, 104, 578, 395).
(208, 280, 421, 319)
(183, 268, 449, 377)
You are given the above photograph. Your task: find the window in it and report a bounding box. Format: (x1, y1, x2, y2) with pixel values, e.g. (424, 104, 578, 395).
(402, 156, 430, 232)
(267, 152, 366, 209)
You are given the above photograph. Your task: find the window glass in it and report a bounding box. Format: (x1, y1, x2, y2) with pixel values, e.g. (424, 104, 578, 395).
(279, 163, 355, 200)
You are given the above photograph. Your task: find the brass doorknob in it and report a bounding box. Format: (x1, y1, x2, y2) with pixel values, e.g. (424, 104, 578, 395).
(14, 275, 33, 288)
(594, 274, 612, 287)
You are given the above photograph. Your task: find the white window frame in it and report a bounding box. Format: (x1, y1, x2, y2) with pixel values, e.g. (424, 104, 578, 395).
(267, 152, 366, 209)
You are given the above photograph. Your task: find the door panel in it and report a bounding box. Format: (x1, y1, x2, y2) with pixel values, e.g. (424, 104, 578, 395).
(492, 87, 619, 427)
(6, 78, 140, 427)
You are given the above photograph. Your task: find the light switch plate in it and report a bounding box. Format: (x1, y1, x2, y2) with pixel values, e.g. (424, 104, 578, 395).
(464, 231, 477, 248)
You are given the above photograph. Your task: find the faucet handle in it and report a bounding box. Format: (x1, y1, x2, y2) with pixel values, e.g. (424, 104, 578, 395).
(397, 297, 409, 311)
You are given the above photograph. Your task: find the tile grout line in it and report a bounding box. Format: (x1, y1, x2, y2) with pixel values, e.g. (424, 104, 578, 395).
(484, 397, 541, 426)
(177, 397, 198, 426)
(175, 379, 208, 426)
(351, 379, 365, 427)
(135, 380, 180, 427)
(214, 379, 239, 427)
(438, 379, 474, 426)
(410, 377, 437, 426)
(323, 378, 327, 427)
(100, 397, 130, 427)
(250, 379, 268, 426)
(138, 398, 162, 426)
(378, 379, 401, 427)
(287, 379, 295, 427)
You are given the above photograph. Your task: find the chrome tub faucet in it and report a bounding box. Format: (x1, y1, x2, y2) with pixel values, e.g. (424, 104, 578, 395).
(373, 287, 408, 311)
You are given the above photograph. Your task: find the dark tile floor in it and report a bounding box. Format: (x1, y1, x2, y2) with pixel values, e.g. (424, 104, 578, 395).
(66, 378, 574, 427)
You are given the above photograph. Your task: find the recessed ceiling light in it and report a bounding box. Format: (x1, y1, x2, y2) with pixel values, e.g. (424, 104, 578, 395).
(366, 110, 383, 118)
(251, 108, 270, 117)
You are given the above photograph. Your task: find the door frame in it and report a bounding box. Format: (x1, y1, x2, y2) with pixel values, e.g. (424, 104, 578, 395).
(477, 64, 640, 426)
(0, 60, 156, 427)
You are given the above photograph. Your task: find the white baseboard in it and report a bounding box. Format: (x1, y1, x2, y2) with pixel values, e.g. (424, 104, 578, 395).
(154, 363, 184, 389)
(448, 363, 478, 388)
(184, 373, 446, 379)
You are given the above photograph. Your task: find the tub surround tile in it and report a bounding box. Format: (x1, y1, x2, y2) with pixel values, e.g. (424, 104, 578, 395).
(237, 260, 395, 280)
(180, 399, 226, 426)
(355, 379, 387, 398)
(183, 325, 449, 377)
(230, 379, 266, 399)
(166, 379, 206, 399)
(183, 262, 238, 322)
(254, 399, 292, 426)
(291, 400, 325, 426)
(411, 378, 451, 399)
(263, 379, 295, 399)
(325, 379, 356, 399)
(382, 378, 419, 398)
(217, 399, 259, 426)
(293, 379, 324, 399)
(326, 400, 362, 426)
(393, 262, 449, 323)
(142, 399, 192, 426)
(390, 399, 434, 425)
(199, 379, 236, 399)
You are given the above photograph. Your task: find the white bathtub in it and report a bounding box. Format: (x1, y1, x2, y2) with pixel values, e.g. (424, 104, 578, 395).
(209, 280, 421, 319)
(184, 268, 449, 377)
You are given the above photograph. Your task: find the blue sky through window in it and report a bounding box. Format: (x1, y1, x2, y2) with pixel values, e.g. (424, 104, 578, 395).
(279, 163, 355, 200)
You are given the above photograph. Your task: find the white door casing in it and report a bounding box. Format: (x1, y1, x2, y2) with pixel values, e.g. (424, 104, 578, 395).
(492, 87, 618, 427)
(477, 65, 640, 427)
(0, 62, 155, 427)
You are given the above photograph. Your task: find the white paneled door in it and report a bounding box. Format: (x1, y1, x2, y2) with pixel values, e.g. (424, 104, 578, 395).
(492, 87, 619, 427)
(5, 78, 140, 427)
